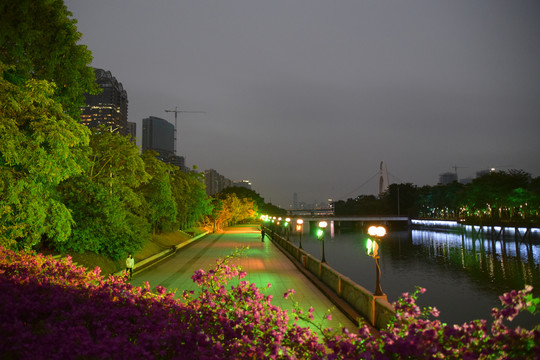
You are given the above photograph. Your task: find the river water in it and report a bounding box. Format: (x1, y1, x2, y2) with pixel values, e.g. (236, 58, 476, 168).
(287, 222, 540, 328)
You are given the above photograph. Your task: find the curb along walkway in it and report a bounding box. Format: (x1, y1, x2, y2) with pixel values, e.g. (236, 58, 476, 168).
(129, 224, 359, 333)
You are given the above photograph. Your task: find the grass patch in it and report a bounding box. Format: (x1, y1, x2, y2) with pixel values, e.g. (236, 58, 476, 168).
(53, 227, 209, 275)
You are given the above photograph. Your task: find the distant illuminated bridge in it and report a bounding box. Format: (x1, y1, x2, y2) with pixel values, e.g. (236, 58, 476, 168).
(286, 209, 409, 223)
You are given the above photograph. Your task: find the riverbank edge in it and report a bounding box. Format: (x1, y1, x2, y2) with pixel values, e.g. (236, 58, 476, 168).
(264, 228, 395, 330)
(410, 218, 540, 242)
(267, 232, 373, 331)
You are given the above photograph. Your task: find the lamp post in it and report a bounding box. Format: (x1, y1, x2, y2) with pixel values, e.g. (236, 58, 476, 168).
(317, 221, 328, 263)
(296, 219, 304, 249)
(285, 218, 291, 240)
(367, 225, 386, 296)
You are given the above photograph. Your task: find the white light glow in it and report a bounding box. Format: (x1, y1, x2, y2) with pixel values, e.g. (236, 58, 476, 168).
(368, 226, 386, 237)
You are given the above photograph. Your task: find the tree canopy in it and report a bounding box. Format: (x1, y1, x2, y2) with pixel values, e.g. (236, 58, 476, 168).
(139, 151, 177, 234)
(0, 0, 98, 117)
(209, 191, 257, 231)
(58, 129, 151, 259)
(0, 65, 90, 250)
(0, 0, 214, 259)
(335, 170, 540, 224)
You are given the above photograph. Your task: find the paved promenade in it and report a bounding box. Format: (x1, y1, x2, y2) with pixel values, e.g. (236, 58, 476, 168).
(130, 224, 359, 333)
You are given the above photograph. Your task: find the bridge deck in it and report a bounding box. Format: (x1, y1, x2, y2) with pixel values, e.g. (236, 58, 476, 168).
(290, 216, 410, 222)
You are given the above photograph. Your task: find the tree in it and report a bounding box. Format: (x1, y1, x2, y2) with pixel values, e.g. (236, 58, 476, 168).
(260, 202, 287, 217)
(139, 151, 177, 234)
(183, 172, 213, 228)
(0, 65, 90, 250)
(383, 183, 419, 216)
(58, 129, 151, 259)
(462, 170, 532, 221)
(0, 0, 98, 117)
(219, 186, 265, 214)
(169, 169, 212, 230)
(209, 192, 257, 231)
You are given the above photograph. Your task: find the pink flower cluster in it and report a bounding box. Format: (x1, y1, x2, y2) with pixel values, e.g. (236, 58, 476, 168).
(0, 246, 538, 359)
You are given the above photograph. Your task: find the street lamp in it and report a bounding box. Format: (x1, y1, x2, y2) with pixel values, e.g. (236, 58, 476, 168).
(317, 221, 328, 263)
(366, 225, 386, 296)
(285, 218, 291, 240)
(296, 219, 304, 249)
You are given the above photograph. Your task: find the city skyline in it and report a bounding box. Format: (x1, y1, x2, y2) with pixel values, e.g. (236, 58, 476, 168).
(65, 0, 540, 208)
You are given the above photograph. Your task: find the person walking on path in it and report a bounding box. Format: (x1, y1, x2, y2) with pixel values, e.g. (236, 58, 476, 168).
(125, 254, 134, 279)
(261, 227, 265, 242)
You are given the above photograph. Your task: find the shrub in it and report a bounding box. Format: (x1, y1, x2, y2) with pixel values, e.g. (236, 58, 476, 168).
(0, 247, 538, 359)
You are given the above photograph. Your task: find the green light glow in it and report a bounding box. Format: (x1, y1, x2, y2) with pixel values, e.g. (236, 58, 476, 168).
(366, 238, 373, 254)
(365, 238, 379, 257)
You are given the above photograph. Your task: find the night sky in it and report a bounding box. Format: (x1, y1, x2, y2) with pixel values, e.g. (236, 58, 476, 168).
(64, 0, 540, 208)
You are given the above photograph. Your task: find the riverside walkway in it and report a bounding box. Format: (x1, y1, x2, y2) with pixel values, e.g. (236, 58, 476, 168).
(130, 224, 359, 333)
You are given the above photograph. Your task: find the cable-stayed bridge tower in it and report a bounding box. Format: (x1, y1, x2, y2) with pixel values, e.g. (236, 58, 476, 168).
(378, 161, 389, 196)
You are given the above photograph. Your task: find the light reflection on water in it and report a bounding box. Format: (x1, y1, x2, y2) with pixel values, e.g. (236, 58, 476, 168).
(289, 227, 540, 327)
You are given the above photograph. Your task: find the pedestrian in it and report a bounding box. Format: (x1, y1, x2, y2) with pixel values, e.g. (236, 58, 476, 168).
(125, 254, 134, 279)
(261, 227, 265, 242)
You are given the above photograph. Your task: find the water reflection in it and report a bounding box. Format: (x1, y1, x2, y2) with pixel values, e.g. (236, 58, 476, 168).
(289, 226, 540, 327)
(410, 230, 539, 292)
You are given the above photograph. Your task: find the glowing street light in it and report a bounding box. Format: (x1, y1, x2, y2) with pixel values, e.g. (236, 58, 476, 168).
(284, 217, 291, 240)
(366, 225, 386, 296)
(317, 221, 328, 263)
(368, 226, 386, 238)
(296, 219, 304, 249)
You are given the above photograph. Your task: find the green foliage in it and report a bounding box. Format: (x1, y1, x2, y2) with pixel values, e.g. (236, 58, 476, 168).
(0, 65, 90, 249)
(2, 247, 538, 358)
(524, 293, 540, 314)
(59, 175, 150, 259)
(461, 170, 534, 221)
(0, 0, 98, 117)
(334, 194, 391, 216)
(183, 172, 213, 228)
(219, 186, 288, 217)
(219, 186, 263, 212)
(58, 130, 151, 259)
(260, 201, 287, 217)
(139, 151, 177, 234)
(336, 170, 539, 223)
(170, 169, 212, 229)
(0, 2, 220, 258)
(209, 193, 256, 231)
(384, 183, 420, 216)
(87, 127, 149, 190)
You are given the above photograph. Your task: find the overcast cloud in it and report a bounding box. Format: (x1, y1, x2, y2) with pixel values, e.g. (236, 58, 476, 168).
(65, 0, 540, 208)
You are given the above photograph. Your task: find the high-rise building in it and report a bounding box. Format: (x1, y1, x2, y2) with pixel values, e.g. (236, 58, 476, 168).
(439, 172, 458, 185)
(233, 180, 252, 190)
(142, 116, 174, 155)
(204, 169, 232, 196)
(80, 68, 128, 135)
(127, 122, 136, 144)
(142, 116, 186, 170)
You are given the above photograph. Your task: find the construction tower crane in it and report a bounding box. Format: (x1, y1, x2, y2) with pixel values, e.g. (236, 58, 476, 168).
(165, 106, 205, 156)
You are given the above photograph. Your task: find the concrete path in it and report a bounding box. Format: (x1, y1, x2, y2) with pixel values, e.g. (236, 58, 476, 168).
(130, 224, 358, 333)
